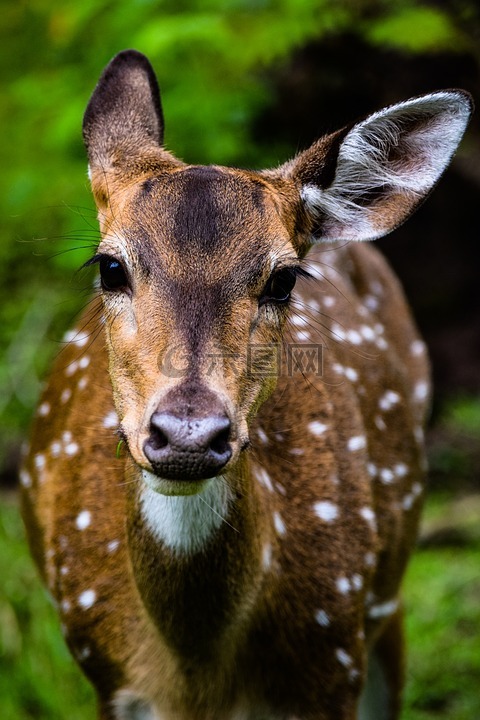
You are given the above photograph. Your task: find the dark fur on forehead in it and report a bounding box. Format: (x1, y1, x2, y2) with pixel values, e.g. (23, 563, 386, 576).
(174, 166, 267, 253)
(133, 166, 266, 254)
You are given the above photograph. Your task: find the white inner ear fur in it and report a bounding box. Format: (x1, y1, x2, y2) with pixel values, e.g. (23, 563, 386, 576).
(302, 91, 471, 242)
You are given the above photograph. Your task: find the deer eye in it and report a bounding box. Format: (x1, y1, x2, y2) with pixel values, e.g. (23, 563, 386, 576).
(99, 256, 129, 292)
(259, 268, 298, 307)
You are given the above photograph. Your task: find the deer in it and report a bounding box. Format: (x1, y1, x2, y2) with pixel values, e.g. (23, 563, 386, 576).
(20, 49, 472, 720)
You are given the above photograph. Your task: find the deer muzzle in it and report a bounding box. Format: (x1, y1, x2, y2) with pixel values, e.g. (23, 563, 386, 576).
(143, 410, 232, 481)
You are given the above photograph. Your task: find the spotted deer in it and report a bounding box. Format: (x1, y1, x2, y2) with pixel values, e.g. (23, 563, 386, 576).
(21, 50, 472, 720)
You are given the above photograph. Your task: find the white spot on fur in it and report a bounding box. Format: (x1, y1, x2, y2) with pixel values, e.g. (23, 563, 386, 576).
(257, 468, 274, 492)
(315, 609, 331, 627)
(65, 442, 79, 456)
(414, 425, 425, 445)
(346, 329, 362, 345)
(352, 573, 363, 591)
(78, 355, 90, 369)
(63, 329, 77, 343)
(74, 332, 89, 348)
(349, 668, 361, 683)
(378, 390, 401, 411)
(274, 512, 286, 536)
(295, 329, 311, 342)
(291, 314, 308, 327)
(360, 325, 376, 341)
(257, 427, 268, 444)
(411, 339, 426, 356)
(394, 463, 408, 478)
(322, 295, 335, 308)
(402, 482, 423, 510)
(289, 447, 304, 456)
(336, 576, 351, 594)
(364, 552, 376, 567)
(364, 294, 379, 311)
(76, 510, 91, 530)
(380, 468, 395, 484)
(65, 360, 79, 377)
(368, 598, 399, 619)
(34, 454, 46, 471)
(331, 323, 347, 342)
(412, 481, 423, 496)
(345, 367, 358, 382)
(336, 648, 353, 667)
(367, 463, 377, 478)
(19, 469, 32, 488)
(348, 435, 366, 452)
(359, 507, 377, 531)
(103, 410, 119, 429)
(38, 402, 50, 416)
(374, 415, 387, 431)
(77, 646, 91, 661)
(78, 377, 88, 390)
(370, 280, 383, 295)
(262, 543, 272, 570)
(308, 420, 328, 437)
(50, 441, 61, 457)
(78, 589, 96, 610)
(61, 388, 72, 403)
(112, 690, 156, 720)
(313, 500, 339, 522)
(414, 381, 429, 402)
(140, 476, 232, 555)
(107, 539, 120, 553)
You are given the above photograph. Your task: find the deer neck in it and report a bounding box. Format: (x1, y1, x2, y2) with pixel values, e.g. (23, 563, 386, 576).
(125, 454, 266, 664)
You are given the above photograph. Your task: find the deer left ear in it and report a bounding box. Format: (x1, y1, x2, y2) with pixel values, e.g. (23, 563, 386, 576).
(281, 91, 473, 243)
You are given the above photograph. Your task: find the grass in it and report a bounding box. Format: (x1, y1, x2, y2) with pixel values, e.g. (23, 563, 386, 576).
(0, 494, 95, 720)
(1, 489, 479, 719)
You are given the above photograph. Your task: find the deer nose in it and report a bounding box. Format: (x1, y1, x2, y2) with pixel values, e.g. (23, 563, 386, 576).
(143, 412, 232, 481)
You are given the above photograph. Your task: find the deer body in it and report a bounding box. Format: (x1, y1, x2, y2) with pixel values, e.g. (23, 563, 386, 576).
(21, 51, 472, 720)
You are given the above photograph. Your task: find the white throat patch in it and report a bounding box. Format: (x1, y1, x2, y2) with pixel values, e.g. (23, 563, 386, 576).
(140, 473, 233, 555)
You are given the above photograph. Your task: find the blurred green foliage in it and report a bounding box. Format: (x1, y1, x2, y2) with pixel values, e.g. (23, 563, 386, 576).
(1, 0, 477, 466)
(0, 497, 94, 719)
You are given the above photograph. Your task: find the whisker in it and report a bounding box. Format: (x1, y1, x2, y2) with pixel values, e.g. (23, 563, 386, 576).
(198, 494, 240, 535)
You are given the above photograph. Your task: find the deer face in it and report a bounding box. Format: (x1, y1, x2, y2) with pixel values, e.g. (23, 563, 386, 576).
(84, 50, 471, 494)
(93, 163, 307, 491)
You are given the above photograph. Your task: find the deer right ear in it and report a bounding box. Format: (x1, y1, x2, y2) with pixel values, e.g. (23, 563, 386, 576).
(83, 50, 179, 208)
(280, 91, 473, 244)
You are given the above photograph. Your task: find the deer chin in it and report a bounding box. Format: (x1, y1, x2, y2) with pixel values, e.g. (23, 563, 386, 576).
(141, 469, 214, 497)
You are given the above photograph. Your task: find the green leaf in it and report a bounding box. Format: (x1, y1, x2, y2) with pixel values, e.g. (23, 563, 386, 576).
(365, 5, 467, 53)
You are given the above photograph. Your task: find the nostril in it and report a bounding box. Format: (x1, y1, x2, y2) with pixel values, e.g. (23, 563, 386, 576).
(148, 425, 169, 451)
(209, 424, 231, 457)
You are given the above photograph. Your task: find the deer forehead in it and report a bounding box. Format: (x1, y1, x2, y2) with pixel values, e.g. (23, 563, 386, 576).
(100, 165, 300, 286)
